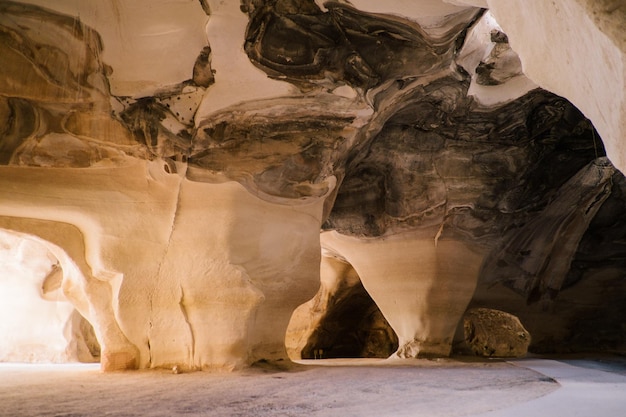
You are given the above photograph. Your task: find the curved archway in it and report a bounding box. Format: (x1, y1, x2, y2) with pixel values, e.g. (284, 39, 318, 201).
(286, 253, 398, 360)
(0, 217, 139, 370)
(0, 228, 99, 363)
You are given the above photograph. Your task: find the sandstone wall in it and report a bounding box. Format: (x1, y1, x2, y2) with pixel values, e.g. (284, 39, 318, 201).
(0, 0, 625, 369)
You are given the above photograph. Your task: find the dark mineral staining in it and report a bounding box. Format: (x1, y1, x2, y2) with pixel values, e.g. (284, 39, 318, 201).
(120, 98, 192, 159)
(0, 97, 37, 164)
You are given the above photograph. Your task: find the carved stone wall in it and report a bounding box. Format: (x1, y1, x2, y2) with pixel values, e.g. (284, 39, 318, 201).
(0, 0, 624, 369)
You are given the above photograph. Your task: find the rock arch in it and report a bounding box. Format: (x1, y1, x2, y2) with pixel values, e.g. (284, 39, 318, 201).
(0, 217, 138, 370)
(286, 253, 398, 360)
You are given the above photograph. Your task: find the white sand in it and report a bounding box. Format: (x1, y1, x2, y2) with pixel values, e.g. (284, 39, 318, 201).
(0, 358, 560, 417)
(474, 358, 626, 417)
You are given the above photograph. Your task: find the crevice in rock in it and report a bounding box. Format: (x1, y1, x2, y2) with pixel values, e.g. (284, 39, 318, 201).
(301, 282, 398, 359)
(147, 162, 187, 367)
(178, 285, 195, 366)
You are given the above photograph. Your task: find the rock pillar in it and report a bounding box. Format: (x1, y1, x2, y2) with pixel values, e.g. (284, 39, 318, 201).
(321, 231, 484, 357)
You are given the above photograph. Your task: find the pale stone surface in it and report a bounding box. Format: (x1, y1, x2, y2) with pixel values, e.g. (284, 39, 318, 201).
(485, 0, 626, 174)
(15, 0, 209, 97)
(321, 231, 484, 358)
(0, 360, 566, 417)
(346, 0, 478, 33)
(0, 161, 327, 370)
(456, 11, 538, 106)
(195, 0, 296, 119)
(0, 0, 333, 370)
(1, 0, 626, 371)
(444, 0, 488, 8)
(0, 229, 98, 363)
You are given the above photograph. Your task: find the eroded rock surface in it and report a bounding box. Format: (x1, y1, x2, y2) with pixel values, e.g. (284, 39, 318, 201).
(0, 0, 625, 369)
(484, 0, 626, 173)
(286, 254, 398, 360)
(0, 229, 100, 363)
(462, 308, 530, 358)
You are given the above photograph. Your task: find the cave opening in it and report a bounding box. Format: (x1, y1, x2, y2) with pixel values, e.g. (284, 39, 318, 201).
(0, 228, 100, 364)
(308, 42, 626, 355)
(298, 280, 398, 360)
(0, 0, 625, 374)
(286, 254, 398, 361)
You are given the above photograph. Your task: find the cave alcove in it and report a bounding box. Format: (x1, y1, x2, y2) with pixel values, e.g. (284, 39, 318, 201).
(0, 229, 100, 364)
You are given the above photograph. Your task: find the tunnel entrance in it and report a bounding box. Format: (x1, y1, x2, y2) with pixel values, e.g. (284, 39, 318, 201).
(286, 255, 398, 360)
(299, 279, 397, 360)
(0, 228, 100, 364)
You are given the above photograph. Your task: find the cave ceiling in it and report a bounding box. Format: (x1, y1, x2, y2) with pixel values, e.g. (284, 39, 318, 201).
(0, 0, 625, 368)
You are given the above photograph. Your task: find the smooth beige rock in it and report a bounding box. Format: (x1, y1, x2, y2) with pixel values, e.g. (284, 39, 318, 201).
(456, 11, 538, 106)
(0, 0, 336, 370)
(17, 0, 209, 97)
(345, 0, 481, 42)
(321, 230, 484, 358)
(444, 0, 488, 7)
(485, 0, 626, 173)
(2, 0, 626, 369)
(195, 0, 296, 120)
(0, 217, 140, 371)
(0, 230, 87, 363)
(0, 158, 328, 370)
(154, 174, 327, 368)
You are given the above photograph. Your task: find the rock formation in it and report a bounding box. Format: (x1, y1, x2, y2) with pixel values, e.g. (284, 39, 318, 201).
(286, 253, 398, 360)
(461, 308, 531, 357)
(0, 0, 625, 369)
(0, 229, 99, 363)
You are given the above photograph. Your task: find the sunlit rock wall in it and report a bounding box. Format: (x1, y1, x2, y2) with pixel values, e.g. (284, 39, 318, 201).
(485, 0, 626, 174)
(0, 0, 335, 370)
(0, 0, 625, 369)
(0, 229, 99, 363)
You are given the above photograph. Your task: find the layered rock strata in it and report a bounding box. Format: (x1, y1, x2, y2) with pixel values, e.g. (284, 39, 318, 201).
(0, 0, 625, 369)
(0, 1, 335, 370)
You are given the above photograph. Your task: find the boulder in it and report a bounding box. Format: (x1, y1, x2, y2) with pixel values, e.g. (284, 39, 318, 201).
(463, 308, 531, 358)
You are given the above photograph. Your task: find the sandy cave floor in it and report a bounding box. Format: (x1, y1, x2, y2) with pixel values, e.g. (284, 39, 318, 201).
(0, 356, 625, 417)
